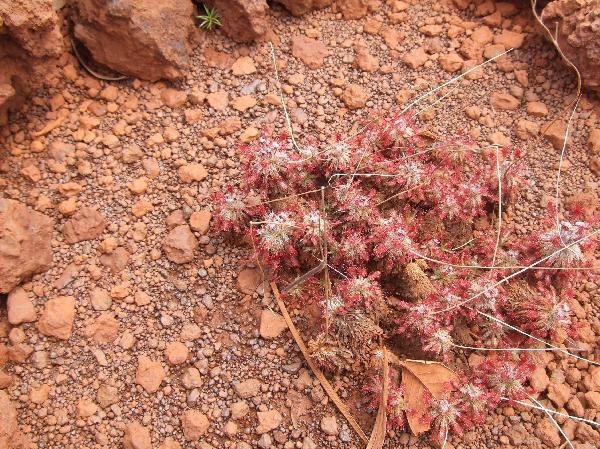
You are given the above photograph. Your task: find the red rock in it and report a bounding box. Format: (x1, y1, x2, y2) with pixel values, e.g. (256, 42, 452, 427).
(589, 128, 600, 154)
(159, 438, 182, 449)
(354, 47, 379, 72)
(337, 0, 368, 19)
(0, 199, 53, 293)
(542, 120, 571, 150)
(259, 309, 287, 339)
(585, 391, 600, 409)
(85, 313, 119, 343)
(291, 35, 329, 69)
(0, 370, 11, 389)
(471, 25, 494, 45)
(97, 384, 119, 408)
(489, 91, 520, 110)
(234, 378, 261, 398)
(189, 210, 212, 234)
(439, 53, 464, 72)
(403, 47, 428, 68)
(535, 418, 560, 446)
(181, 367, 203, 389)
(494, 30, 525, 49)
(100, 246, 130, 273)
(203, 46, 235, 69)
(231, 400, 250, 419)
(162, 225, 198, 264)
(135, 356, 165, 393)
(219, 117, 242, 135)
(237, 268, 262, 294)
(0, 344, 7, 366)
(0, 390, 18, 444)
(256, 409, 283, 433)
(184, 108, 202, 124)
(124, 421, 152, 449)
(77, 398, 98, 417)
(7, 287, 36, 325)
(459, 38, 483, 61)
(165, 341, 188, 365)
(320, 415, 339, 435)
(166, 210, 186, 230)
(529, 367, 550, 392)
(72, 0, 193, 81)
(231, 56, 257, 75)
(341, 84, 368, 109)
(181, 410, 210, 441)
(547, 382, 571, 408)
(526, 101, 548, 117)
(8, 343, 33, 363)
(206, 90, 229, 111)
(90, 288, 112, 311)
(419, 24, 443, 36)
(276, 0, 333, 16)
(381, 27, 401, 49)
(204, 0, 269, 42)
(38, 296, 76, 340)
(516, 119, 539, 140)
(161, 88, 187, 108)
(232, 95, 257, 112)
(178, 164, 208, 183)
(63, 207, 107, 244)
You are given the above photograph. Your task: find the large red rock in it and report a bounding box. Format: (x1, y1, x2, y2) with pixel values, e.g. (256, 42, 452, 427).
(204, 0, 269, 42)
(71, 0, 193, 81)
(0, 390, 17, 448)
(541, 0, 600, 93)
(0, 0, 63, 123)
(275, 0, 333, 16)
(0, 199, 53, 293)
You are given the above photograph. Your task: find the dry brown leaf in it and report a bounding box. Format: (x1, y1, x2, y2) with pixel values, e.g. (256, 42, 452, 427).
(400, 360, 458, 435)
(365, 348, 389, 449)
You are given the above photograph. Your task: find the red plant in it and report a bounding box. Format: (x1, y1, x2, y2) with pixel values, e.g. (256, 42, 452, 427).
(214, 107, 598, 439)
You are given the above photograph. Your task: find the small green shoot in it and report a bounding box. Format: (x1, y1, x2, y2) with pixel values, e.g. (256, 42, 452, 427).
(196, 5, 221, 31)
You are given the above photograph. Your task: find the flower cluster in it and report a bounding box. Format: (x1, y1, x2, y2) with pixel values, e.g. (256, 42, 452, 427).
(213, 108, 598, 439)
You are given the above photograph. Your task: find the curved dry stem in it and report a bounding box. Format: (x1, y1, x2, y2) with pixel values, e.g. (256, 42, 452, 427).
(268, 42, 303, 154)
(492, 145, 502, 267)
(530, 0, 581, 95)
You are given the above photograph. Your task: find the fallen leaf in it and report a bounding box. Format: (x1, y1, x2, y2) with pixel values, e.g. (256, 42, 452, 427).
(400, 360, 457, 435)
(366, 349, 389, 449)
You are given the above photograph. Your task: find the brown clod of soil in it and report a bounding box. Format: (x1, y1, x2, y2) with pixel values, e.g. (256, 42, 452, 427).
(0, 0, 63, 122)
(541, 0, 600, 92)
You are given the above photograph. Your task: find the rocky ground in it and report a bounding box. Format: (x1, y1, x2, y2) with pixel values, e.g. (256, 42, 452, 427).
(1, 1, 600, 449)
